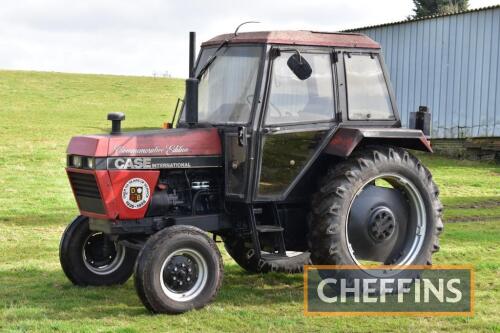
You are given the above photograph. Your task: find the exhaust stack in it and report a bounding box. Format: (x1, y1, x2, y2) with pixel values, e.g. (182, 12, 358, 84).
(185, 31, 198, 125)
(189, 31, 196, 78)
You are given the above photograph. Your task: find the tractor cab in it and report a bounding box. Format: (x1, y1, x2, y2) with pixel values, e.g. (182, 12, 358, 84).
(178, 31, 403, 203)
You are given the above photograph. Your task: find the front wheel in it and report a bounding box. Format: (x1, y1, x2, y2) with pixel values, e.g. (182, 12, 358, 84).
(59, 216, 138, 286)
(134, 225, 223, 314)
(308, 146, 443, 279)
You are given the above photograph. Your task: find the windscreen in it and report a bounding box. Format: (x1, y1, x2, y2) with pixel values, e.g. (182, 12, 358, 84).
(195, 45, 262, 124)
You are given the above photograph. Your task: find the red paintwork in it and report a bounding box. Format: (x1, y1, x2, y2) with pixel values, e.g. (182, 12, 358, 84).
(107, 127, 221, 157)
(67, 127, 222, 157)
(108, 170, 159, 219)
(325, 127, 433, 157)
(67, 135, 109, 157)
(202, 31, 380, 49)
(419, 136, 433, 152)
(66, 168, 159, 220)
(325, 128, 364, 157)
(66, 127, 220, 220)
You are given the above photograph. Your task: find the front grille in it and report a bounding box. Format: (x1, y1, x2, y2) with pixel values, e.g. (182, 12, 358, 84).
(68, 172, 106, 214)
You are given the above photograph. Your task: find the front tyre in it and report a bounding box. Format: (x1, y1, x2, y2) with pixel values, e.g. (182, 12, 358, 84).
(308, 146, 443, 279)
(59, 216, 138, 286)
(134, 225, 223, 314)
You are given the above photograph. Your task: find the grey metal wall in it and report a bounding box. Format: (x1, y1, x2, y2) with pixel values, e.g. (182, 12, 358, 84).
(354, 7, 500, 138)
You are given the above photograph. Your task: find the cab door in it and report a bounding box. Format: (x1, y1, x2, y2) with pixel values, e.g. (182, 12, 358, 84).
(254, 48, 338, 201)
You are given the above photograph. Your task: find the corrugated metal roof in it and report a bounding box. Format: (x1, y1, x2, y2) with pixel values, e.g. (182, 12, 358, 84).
(343, 4, 500, 32)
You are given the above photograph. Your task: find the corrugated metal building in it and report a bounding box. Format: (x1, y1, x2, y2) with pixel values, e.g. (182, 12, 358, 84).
(348, 5, 500, 140)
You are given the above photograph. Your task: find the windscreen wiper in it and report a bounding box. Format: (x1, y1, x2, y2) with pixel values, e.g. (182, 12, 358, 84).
(196, 39, 229, 80)
(196, 22, 260, 80)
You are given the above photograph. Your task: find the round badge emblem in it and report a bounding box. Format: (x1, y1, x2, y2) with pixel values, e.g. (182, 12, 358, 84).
(122, 178, 150, 209)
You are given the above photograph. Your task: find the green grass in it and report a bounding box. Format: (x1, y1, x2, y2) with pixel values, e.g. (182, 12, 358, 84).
(0, 70, 499, 332)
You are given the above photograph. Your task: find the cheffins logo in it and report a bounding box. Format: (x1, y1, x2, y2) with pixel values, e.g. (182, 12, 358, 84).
(122, 178, 150, 209)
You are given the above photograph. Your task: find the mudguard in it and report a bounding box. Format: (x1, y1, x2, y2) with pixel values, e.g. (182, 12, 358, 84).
(324, 127, 432, 157)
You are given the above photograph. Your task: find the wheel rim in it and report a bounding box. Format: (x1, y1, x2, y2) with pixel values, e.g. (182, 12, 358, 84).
(346, 173, 426, 275)
(82, 232, 126, 275)
(160, 248, 208, 302)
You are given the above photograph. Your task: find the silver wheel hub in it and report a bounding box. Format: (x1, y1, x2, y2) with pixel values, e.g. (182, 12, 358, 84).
(346, 173, 427, 276)
(160, 248, 208, 302)
(369, 206, 396, 242)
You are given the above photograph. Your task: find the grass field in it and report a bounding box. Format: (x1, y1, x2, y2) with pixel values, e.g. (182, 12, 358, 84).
(0, 70, 499, 332)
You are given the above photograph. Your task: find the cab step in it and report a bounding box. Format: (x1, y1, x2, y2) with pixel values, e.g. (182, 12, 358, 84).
(261, 253, 289, 260)
(256, 225, 284, 233)
(247, 204, 287, 258)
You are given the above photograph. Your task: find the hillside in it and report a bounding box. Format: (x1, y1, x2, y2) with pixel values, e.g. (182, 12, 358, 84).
(0, 70, 183, 221)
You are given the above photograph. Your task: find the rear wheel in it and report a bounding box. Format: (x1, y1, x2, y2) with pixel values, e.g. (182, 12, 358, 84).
(134, 225, 223, 314)
(59, 216, 137, 286)
(223, 235, 310, 274)
(308, 146, 443, 280)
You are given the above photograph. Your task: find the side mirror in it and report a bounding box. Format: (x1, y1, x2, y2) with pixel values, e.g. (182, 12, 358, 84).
(287, 52, 312, 80)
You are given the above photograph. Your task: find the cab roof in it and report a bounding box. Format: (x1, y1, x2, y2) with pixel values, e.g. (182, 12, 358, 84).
(201, 30, 380, 49)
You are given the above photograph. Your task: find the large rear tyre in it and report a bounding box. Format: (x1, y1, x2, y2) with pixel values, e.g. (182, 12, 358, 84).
(308, 146, 443, 281)
(134, 225, 223, 314)
(223, 235, 310, 274)
(59, 216, 138, 286)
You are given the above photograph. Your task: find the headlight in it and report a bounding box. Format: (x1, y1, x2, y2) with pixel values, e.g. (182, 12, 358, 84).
(86, 157, 95, 169)
(72, 155, 82, 168)
(68, 155, 96, 169)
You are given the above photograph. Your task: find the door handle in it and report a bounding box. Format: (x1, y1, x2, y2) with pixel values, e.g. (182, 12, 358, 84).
(238, 126, 247, 147)
(263, 127, 281, 134)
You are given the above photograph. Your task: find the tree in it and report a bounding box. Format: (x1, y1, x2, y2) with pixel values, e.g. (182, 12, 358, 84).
(410, 0, 469, 18)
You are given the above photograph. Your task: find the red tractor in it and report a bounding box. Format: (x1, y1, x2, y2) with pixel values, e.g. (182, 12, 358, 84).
(60, 30, 442, 313)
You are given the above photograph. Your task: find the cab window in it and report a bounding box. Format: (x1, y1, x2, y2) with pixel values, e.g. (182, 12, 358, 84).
(265, 52, 334, 125)
(344, 53, 394, 120)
